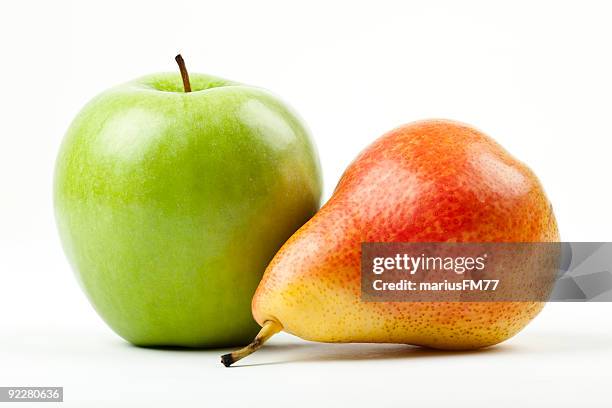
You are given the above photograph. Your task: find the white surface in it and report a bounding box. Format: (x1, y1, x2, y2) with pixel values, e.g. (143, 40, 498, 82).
(1, 0, 612, 407)
(1, 303, 611, 408)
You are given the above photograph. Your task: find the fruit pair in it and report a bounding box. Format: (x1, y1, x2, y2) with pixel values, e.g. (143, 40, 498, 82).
(54, 59, 558, 363)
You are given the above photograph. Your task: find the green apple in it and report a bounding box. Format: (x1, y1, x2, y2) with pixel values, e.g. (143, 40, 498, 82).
(54, 63, 322, 347)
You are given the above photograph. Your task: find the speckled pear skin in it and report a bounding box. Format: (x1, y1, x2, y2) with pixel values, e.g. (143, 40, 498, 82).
(253, 120, 559, 349)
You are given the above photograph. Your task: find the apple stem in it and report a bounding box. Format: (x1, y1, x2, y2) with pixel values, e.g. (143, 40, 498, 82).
(221, 320, 282, 367)
(174, 54, 192, 92)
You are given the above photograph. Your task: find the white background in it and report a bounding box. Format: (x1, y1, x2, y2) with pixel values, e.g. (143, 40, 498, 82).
(1, 0, 611, 407)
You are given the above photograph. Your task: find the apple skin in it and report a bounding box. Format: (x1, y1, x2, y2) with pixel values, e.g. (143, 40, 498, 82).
(54, 73, 322, 347)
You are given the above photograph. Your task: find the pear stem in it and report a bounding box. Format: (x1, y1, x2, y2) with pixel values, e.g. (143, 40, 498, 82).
(174, 54, 191, 92)
(221, 320, 282, 367)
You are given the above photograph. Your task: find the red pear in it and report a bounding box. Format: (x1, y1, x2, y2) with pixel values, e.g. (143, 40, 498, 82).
(223, 120, 558, 366)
